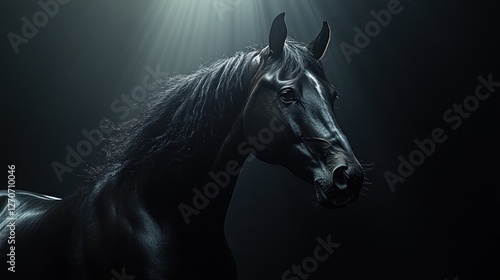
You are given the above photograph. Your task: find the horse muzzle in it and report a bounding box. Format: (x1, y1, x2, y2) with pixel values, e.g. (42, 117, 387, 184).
(314, 164, 364, 208)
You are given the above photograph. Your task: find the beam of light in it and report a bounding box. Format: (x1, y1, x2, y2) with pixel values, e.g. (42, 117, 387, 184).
(102, 0, 352, 77)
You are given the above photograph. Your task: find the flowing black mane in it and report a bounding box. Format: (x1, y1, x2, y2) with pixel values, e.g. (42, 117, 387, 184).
(92, 39, 321, 180)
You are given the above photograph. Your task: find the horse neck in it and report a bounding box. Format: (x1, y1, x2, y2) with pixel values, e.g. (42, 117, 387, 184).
(110, 92, 249, 237)
(177, 117, 247, 222)
(93, 56, 264, 239)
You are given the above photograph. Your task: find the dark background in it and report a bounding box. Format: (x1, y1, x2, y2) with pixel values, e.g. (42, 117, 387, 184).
(1, 0, 499, 279)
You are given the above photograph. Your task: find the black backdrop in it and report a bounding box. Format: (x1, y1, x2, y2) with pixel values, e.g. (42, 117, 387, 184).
(1, 0, 499, 279)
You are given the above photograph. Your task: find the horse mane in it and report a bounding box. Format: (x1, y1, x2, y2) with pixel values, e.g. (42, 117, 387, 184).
(90, 39, 321, 180)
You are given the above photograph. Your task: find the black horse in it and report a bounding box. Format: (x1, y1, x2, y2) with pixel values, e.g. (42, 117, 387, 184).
(0, 13, 364, 280)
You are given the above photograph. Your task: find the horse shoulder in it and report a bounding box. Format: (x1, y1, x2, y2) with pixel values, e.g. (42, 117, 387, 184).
(0, 189, 61, 231)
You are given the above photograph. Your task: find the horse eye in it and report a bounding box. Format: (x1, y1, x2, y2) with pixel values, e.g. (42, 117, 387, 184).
(280, 88, 297, 103)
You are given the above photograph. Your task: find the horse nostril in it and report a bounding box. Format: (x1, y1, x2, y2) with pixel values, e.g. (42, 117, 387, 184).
(333, 166, 348, 190)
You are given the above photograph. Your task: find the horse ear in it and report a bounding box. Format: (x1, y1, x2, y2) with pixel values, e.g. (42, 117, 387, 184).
(269, 12, 287, 57)
(307, 21, 331, 60)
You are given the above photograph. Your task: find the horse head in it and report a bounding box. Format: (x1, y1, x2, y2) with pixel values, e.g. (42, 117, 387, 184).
(242, 13, 364, 208)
